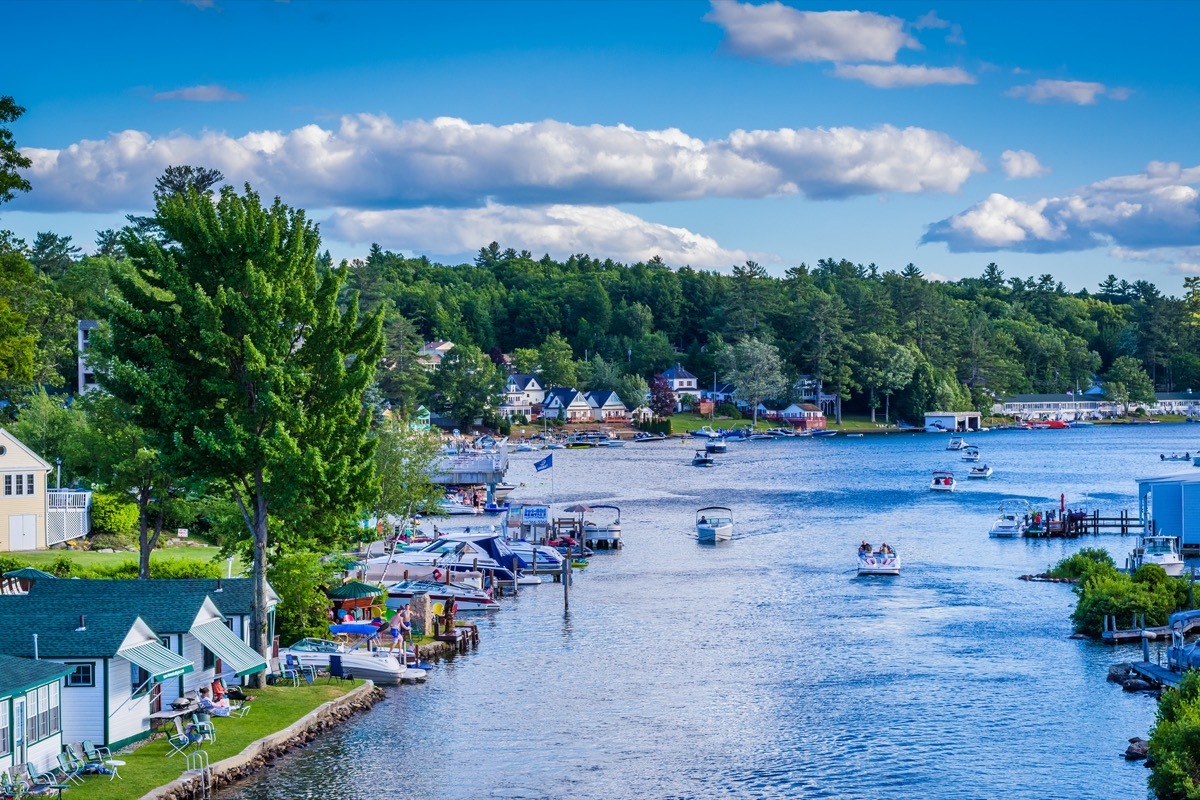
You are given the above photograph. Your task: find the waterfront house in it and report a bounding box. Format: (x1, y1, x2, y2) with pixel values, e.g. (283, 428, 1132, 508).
(0, 600, 192, 753)
(542, 388, 593, 422)
(77, 320, 100, 394)
(657, 364, 701, 412)
(1149, 391, 1200, 416)
(782, 403, 827, 431)
(0, 429, 51, 552)
(630, 405, 653, 424)
(0, 653, 73, 774)
(990, 393, 1111, 420)
(701, 383, 737, 405)
(794, 374, 840, 419)
(417, 341, 455, 369)
(585, 390, 629, 422)
(499, 374, 546, 420)
(1137, 471, 1200, 550)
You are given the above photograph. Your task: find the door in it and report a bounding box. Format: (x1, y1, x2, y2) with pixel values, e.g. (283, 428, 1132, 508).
(12, 697, 25, 765)
(8, 515, 36, 551)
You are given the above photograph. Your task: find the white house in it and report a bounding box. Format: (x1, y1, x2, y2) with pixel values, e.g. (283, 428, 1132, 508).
(781, 402, 827, 431)
(542, 388, 593, 422)
(990, 393, 1111, 420)
(0, 654, 72, 774)
(499, 374, 546, 420)
(1, 428, 91, 551)
(1149, 391, 1200, 416)
(77, 320, 100, 394)
(701, 383, 737, 405)
(585, 390, 629, 422)
(417, 341, 455, 368)
(657, 364, 701, 412)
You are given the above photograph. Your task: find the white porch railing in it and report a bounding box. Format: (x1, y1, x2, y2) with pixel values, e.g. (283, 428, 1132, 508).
(46, 490, 92, 546)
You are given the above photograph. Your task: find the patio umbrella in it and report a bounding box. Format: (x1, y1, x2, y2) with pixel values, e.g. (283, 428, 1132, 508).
(562, 504, 592, 514)
(3, 567, 56, 581)
(326, 580, 383, 600)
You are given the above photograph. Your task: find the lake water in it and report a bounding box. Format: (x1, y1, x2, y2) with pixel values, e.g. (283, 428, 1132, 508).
(218, 425, 1200, 800)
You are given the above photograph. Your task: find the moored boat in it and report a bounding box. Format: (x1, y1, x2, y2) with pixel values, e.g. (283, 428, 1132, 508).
(1128, 534, 1185, 577)
(811, 430, 838, 438)
(691, 425, 722, 440)
(989, 500, 1029, 538)
(281, 628, 421, 684)
(857, 541, 900, 575)
(696, 506, 733, 542)
(385, 578, 500, 612)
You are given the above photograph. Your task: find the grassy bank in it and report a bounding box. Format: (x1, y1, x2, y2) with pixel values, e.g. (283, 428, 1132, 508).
(6, 546, 243, 574)
(71, 681, 363, 800)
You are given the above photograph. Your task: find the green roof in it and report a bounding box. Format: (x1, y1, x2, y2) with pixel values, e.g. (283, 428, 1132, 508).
(0, 597, 148, 658)
(0, 654, 73, 700)
(327, 580, 383, 599)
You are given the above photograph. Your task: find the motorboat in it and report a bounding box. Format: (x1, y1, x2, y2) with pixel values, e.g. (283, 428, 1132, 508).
(946, 436, 968, 451)
(857, 542, 900, 575)
(924, 422, 950, 433)
(989, 500, 1029, 538)
(439, 498, 482, 516)
(747, 432, 772, 441)
(1161, 452, 1193, 462)
(706, 439, 728, 454)
(930, 471, 956, 492)
(967, 464, 994, 479)
(281, 628, 423, 684)
(696, 507, 733, 542)
(514, 443, 542, 452)
(1128, 535, 1185, 577)
(564, 434, 595, 448)
(493, 484, 517, 502)
(961, 446, 981, 462)
(385, 578, 500, 612)
(633, 431, 667, 442)
(691, 426, 722, 440)
(596, 438, 626, 448)
(692, 450, 716, 467)
(365, 534, 523, 584)
(1068, 420, 1095, 427)
(812, 430, 838, 437)
(482, 501, 510, 514)
(504, 539, 566, 575)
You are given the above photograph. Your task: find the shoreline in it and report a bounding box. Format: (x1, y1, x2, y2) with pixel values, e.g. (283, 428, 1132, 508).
(140, 681, 385, 800)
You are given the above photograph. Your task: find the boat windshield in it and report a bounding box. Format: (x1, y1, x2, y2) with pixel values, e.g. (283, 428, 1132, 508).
(1145, 539, 1177, 555)
(419, 541, 465, 555)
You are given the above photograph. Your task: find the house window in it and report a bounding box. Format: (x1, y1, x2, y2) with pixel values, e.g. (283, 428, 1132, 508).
(24, 474, 33, 495)
(131, 662, 151, 697)
(65, 663, 94, 687)
(0, 699, 9, 755)
(14, 474, 22, 495)
(203, 646, 216, 671)
(25, 690, 37, 742)
(3, 475, 9, 495)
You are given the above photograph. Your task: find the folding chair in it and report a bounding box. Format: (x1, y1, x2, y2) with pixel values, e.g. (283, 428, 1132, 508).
(191, 713, 216, 743)
(49, 752, 84, 785)
(166, 717, 194, 757)
(81, 740, 111, 764)
(15, 764, 69, 798)
(285, 654, 317, 683)
(326, 654, 351, 684)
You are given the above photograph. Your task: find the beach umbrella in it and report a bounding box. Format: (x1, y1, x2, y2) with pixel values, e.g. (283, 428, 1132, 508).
(3, 567, 56, 581)
(562, 504, 591, 514)
(326, 580, 384, 600)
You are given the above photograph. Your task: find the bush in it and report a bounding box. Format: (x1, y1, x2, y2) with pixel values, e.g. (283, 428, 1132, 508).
(1045, 547, 1115, 580)
(269, 552, 343, 645)
(1149, 670, 1200, 800)
(89, 492, 139, 547)
(715, 403, 741, 420)
(1071, 570, 1184, 637)
(0, 555, 25, 575)
(636, 419, 672, 436)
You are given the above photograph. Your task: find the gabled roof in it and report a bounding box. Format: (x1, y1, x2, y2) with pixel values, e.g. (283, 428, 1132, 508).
(0, 428, 53, 471)
(507, 374, 542, 391)
(658, 363, 696, 381)
(585, 390, 626, 409)
(1155, 392, 1199, 401)
(543, 388, 588, 407)
(26, 578, 278, 629)
(0, 598, 150, 658)
(0, 654, 73, 700)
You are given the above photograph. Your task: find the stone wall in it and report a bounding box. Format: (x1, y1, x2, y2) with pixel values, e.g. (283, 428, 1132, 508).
(141, 681, 385, 800)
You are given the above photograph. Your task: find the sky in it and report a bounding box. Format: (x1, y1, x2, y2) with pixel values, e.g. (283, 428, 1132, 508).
(3, 0, 1199, 292)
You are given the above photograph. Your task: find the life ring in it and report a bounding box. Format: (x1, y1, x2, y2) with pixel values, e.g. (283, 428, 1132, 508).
(432, 569, 442, 581)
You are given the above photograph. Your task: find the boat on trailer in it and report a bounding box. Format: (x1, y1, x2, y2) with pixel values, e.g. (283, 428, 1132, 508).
(696, 506, 733, 542)
(857, 542, 900, 575)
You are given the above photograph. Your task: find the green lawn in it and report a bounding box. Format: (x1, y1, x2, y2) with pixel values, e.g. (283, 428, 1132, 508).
(669, 413, 765, 433)
(70, 681, 363, 800)
(11, 546, 243, 574)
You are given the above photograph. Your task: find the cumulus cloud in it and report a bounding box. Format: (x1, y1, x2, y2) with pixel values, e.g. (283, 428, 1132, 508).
(922, 161, 1200, 253)
(14, 115, 985, 213)
(152, 84, 245, 102)
(1007, 79, 1131, 105)
(1000, 149, 1048, 179)
(832, 64, 974, 88)
(704, 1, 916, 63)
(325, 203, 756, 268)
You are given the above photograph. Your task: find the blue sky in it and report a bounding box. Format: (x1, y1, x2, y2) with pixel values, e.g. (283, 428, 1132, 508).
(4, 0, 1199, 292)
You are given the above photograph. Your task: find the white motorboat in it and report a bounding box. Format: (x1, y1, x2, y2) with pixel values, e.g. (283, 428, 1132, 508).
(493, 484, 517, 502)
(439, 498, 482, 516)
(364, 534, 522, 584)
(514, 443, 542, 452)
(281, 630, 424, 684)
(946, 436, 968, 451)
(691, 425, 722, 440)
(967, 464, 994, 479)
(1128, 535, 1185, 577)
(961, 445, 981, 462)
(857, 542, 900, 575)
(930, 470, 956, 492)
(385, 578, 500, 612)
(706, 439, 728, 454)
(989, 500, 1029, 538)
(696, 507, 733, 542)
(692, 450, 716, 467)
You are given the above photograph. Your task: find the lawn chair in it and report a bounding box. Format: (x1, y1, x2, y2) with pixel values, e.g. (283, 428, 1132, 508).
(228, 700, 251, 718)
(166, 717, 195, 757)
(268, 657, 299, 687)
(285, 653, 317, 682)
(48, 753, 83, 785)
(14, 764, 68, 798)
(66, 742, 100, 774)
(81, 740, 111, 765)
(191, 712, 216, 743)
(326, 654, 351, 684)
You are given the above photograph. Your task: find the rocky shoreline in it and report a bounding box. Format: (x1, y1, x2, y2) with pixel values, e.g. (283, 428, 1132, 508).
(140, 681, 385, 800)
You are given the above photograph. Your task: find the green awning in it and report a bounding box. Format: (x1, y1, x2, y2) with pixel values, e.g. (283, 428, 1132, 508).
(326, 580, 383, 599)
(118, 641, 194, 682)
(3, 567, 56, 580)
(191, 621, 267, 677)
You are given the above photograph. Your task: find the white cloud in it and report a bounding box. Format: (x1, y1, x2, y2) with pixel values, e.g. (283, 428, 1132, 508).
(152, 84, 246, 102)
(832, 64, 974, 88)
(1007, 79, 1131, 105)
(923, 161, 1200, 253)
(15, 115, 985, 212)
(704, 1, 917, 63)
(325, 203, 757, 268)
(912, 11, 965, 45)
(1110, 245, 1200, 276)
(1000, 149, 1049, 179)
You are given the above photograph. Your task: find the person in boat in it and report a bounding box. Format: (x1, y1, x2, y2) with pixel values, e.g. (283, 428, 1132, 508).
(859, 540, 871, 555)
(699, 516, 708, 525)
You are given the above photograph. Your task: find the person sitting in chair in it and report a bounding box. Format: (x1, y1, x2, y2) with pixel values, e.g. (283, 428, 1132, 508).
(198, 686, 232, 717)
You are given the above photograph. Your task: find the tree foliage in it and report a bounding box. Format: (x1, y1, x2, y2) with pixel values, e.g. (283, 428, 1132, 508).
(0, 96, 31, 206)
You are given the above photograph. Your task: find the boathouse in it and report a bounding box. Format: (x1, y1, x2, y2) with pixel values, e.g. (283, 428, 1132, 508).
(0, 653, 73, 774)
(1137, 471, 1200, 550)
(924, 411, 981, 432)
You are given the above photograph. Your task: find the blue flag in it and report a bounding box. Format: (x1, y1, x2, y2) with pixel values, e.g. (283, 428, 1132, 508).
(534, 454, 554, 472)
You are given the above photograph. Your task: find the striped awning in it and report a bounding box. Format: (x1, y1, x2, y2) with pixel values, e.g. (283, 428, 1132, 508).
(118, 641, 194, 682)
(191, 621, 267, 677)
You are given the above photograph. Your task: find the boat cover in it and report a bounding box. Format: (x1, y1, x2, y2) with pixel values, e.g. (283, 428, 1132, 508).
(329, 622, 382, 636)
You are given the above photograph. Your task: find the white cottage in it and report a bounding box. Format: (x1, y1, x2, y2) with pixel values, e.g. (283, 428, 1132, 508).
(499, 374, 546, 420)
(542, 388, 593, 422)
(585, 390, 628, 422)
(0, 654, 72, 774)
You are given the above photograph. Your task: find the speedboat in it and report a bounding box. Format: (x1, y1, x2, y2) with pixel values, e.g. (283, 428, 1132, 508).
(691, 426, 722, 440)
(857, 543, 900, 575)
(989, 500, 1029, 538)
(1068, 420, 1095, 427)
(706, 439, 728, 454)
(385, 578, 500, 612)
(596, 438, 625, 448)
(439, 498, 482, 516)
(812, 430, 838, 437)
(696, 507, 733, 542)
(514, 443, 541, 452)
(1161, 452, 1192, 462)
(281, 628, 423, 684)
(961, 446, 981, 462)
(930, 471, 956, 492)
(633, 431, 667, 442)
(967, 464, 993, 479)
(747, 432, 772, 441)
(365, 534, 523, 584)
(692, 450, 716, 467)
(504, 539, 566, 574)
(493, 484, 517, 502)
(946, 436, 968, 451)
(1128, 535, 1185, 577)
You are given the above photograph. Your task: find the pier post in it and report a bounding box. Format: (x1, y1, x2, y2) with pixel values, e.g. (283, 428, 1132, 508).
(1143, 631, 1151, 663)
(563, 554, 571, 611)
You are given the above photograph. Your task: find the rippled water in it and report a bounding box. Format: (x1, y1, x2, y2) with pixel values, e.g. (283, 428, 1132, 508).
(220, 425, 1200, 800)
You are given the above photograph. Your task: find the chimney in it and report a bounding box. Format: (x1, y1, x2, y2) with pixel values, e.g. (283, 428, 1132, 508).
(215, 578, 223, 593)
(76, 615, 86, 632)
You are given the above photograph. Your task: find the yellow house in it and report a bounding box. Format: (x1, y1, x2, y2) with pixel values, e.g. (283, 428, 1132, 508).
(0, 429, 53, 551)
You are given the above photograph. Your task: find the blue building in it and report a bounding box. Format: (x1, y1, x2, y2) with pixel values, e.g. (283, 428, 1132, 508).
(1138, 471, 1200, 550)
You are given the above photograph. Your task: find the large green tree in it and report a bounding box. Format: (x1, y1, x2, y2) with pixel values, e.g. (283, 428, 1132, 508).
(431, 342, 502, 429)
(724, 337, 788, 426)
(98, 182, 383, 679)
(0, 96, 31, 207)
(371, 416, 443, 533)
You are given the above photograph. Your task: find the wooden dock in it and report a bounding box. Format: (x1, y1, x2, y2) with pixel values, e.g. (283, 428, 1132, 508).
(1024, 509, 1140, 538)
(1101, 612, 1200, 643)
(1130, 660, 1181, 688)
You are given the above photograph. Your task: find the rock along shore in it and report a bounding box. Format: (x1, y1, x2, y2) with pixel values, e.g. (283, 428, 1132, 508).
(140, 681, 385, 800)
